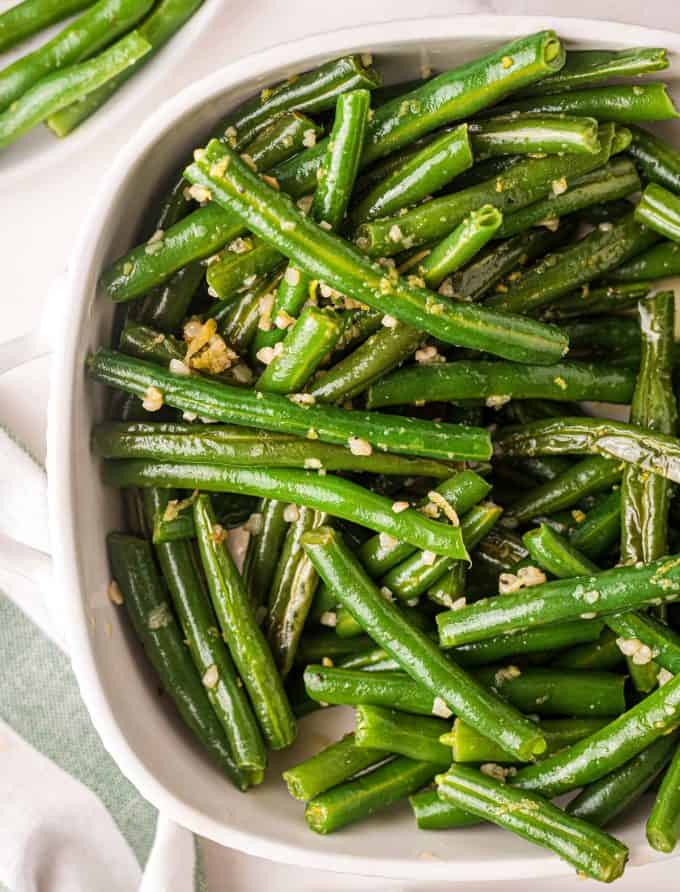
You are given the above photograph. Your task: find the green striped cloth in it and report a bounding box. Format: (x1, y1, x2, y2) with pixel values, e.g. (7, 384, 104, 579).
(0, 427, 207, 892)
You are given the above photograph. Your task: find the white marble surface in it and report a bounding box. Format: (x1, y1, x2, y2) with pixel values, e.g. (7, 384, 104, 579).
(1, 1, 679, 888)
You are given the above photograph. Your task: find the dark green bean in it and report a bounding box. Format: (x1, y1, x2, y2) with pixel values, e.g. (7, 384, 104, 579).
(193, 495, 296, 749)
(494, 158, 640, 239)
(367, 360, 635, 408)
(569, 489, 621, 560)
(436, 765, 628, 883)
(302, 528, 546, 761)
(552, 627, 624, 672)
(484, 83, 679, 123)
(635, 183, 680, 243)
(88, 349, 492, 463)
(107, 533, 247, 788)
(350, 124, 473, 224)
(486, 214, 659, 315)
(567, 733, 678, 827)
(520, 47, 669, 95)
(495, 416, 680, 485)
(243, 499, 287, 607)
(627, 124, 680, 195)
(438, 554, 680, 648)
(354, 124, 616, 256)
(647, 743, 680, 852)
(606, 241, 680, 283)
(546, 282, 651, 320)
(186, 141, 569, 365)
(452, 620, 604, 668)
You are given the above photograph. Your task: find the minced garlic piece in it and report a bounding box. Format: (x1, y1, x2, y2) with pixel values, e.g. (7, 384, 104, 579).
(283, 504, 300, 523)
(187, 183, 212, 204)
(486, 394, 511, 409)
(379, 532, 398, 550)
(421, 550, 437, 567)
(517, 566, 547, 587)
(209, 524, 228, 545)
(348, 436, 373, 456)
(320, 611, 337, 627)
(147, 603, 173, 630)
(302, 128, 317, 148)
(552, 177, 568, 195)
(275, 309, 296, 329)
(382, 314, 398, 328)
(427, 491, 460, 526)
(169, 358, 191, 377)
(304, 457, 323, 470)
(388, 224, 403, 243)
(142, 386, 164, 412)
(202, 665, 219, 689)
(431, 696, 453, 718)
(392, 501, 410, 514)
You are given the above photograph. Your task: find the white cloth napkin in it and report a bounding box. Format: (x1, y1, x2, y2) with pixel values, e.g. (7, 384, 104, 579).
(0, 424, 204, 892)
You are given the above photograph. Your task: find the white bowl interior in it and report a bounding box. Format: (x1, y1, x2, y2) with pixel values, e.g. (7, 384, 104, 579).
(50, 17, 680, 882)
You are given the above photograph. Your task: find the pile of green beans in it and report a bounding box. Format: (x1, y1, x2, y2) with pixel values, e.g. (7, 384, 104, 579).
(91, 35, 680, 882)
(0, 0, 209, 147)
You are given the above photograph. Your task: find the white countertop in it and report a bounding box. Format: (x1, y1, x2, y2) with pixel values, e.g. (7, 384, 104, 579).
(2, 1, 679, 888)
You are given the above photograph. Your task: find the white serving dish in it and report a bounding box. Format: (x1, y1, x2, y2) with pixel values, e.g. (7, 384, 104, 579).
(45, 16, 680, 882)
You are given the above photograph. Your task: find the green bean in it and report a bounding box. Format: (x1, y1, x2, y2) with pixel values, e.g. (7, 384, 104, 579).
(410, 789, 481, 830)
(186, 142, 569, 365)
(304, 663, 621, 719)
(494, 158, 640, 239)
(206, 236, 283, 302)
(295, 630, 373, 665)
(569, 489, 621, 560)
(220, 55, 379, 151)
(103, 205, 244, 303)
(514, 667, 680, 798)
(350, 124, 474, 224)
(119, 321, 185, 365)
(136, 264, 204, 335)
(546, 281, 652, 320)
(311, 89, 370, 230)
(523, 524, 599, 579)
(92, 421, 460, 479)
(256, 307, 342, 393)
(305, 756, 439, 834)
(607, 241, 680, 283)
(267, 507, 325, 677)
(380, 502, 502, 601)
(438, 554, 680, 648)
(272, 32, 566, 199)
(508, 456, 622, 524)
(283, 733, 388, 802)
(367, 360, 635, 409)
(621, 292, 677, 570)
(496, 415, 680, 485)
(0, 29, 151, 148)
(355, 705, 451, 765)
(107, 533, 247, 788)
(473, 665, 625, 717)
(249, 266, 313, 358)
(46, 0, 206, 136)
(88, 350, 491, 463)
(567, 733, 678, 828)
(520, 47, 669, 95)
(419, 205, 503, 288)
(357, 470, 492, 579)
(243, 499, 287, 607)
(552, 627, 624, 672)
(0, 0, 94, 54)
(193, 495, 296, 749)
(484, 83, 679, 123)
(469, 114, 601, 157)
(451, 225, 576, 301)
(605, 612, 680, 675)
(627, 124, 680, 195)
(302, 529, 546, 761)
(635, 183, 680, 243)
(141, 488, 266, 778)
(515, 455, 573, 483)
(436, 765, 628, 883)
(486, 214, 658, 315)
(354, 123, 616, 257)
(426, 562, 466, 610)
(104, 462, 470, 559)
(0, 0, 153, 114)
(150, 491, 256, 544)
(242, 113, 324, 172)
(449, 717, 610, 763)
(309, 321, 424, 405)
(647, 743, 680, 852)
(452, 620, 604, 668)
